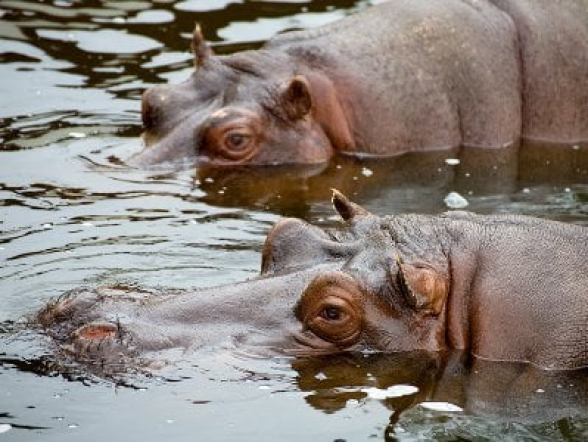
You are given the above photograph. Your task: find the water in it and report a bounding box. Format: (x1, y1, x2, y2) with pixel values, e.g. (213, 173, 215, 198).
(1, 1, 588, 440)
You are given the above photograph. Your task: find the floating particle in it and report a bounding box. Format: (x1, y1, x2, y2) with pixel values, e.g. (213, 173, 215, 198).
(444, 192, 468, 209)
(361, 167, 373, 177)
(314, 372, 328, 381)
(361, 384, 419, 399)
(419, 402, 463, 412)
(0, 424, 12, 434)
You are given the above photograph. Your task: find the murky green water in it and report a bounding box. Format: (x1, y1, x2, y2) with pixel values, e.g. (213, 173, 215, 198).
(1, 1, 587, 440)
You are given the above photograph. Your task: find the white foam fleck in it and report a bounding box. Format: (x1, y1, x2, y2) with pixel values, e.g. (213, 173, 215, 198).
(361, 167, 373, 177)
(420, 402, 463, 412)
(0, 424, 12, 434)
(444, 192, 468, 209)
(361, 384, 419, 399)
(314, 372, 328, 381)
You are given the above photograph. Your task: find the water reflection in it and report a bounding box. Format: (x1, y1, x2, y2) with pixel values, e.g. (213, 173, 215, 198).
(292, 352, 588, 439)
(197, 141, 588, 222)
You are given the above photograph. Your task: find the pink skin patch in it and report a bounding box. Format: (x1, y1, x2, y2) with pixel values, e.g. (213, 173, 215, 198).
(73, 322, 118, 341)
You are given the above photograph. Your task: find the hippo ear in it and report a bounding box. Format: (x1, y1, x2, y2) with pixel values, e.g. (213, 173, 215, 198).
(396, 255, 448, 316)
(281, 75, 313, 120)
(192, 23, 213, 67)
(332, 189, 371, 221)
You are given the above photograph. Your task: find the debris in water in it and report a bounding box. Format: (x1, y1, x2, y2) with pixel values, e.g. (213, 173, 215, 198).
(0, 424, 12, 434)
(361, 384, 419, 399)
(361, 167, 373, 177)
(419, 402, 463, 412)
(314, 372, 328, 381)
(445, 158, 460, 165)
(444, 192, 468, 209)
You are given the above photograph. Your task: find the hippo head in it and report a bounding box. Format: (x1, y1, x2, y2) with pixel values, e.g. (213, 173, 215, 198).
(131, 26, 353, 168)
(37, 192, 450, 373)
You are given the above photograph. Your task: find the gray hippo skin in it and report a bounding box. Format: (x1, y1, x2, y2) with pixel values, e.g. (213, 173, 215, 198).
(133, 0, 588, 166)
(37, 192, 588, 373)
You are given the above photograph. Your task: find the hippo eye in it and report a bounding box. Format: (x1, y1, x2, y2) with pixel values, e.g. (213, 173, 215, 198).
(296, 272, 364, 348)
(322, 306, 342, 321)
(201, 108, 262, 163)
(210, 127, 257, 162)
(225, 132, 250, 151)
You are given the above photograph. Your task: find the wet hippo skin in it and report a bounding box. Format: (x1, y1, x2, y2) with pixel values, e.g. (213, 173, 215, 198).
(131, 0, 588, 167)
(36, 191, 588, 375)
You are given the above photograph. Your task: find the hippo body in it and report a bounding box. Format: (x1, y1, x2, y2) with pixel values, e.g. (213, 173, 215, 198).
(37, 193, 588, 373)
(134, 0, 588, 166)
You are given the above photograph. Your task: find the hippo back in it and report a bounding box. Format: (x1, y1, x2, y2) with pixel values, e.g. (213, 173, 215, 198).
(267, 0, 523, 153)
(491, 0, 588, 142)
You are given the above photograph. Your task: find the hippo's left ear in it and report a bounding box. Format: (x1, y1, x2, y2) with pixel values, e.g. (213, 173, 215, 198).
(281, 75, 313, 120)
(396, 255, 448, 317)
(332, 189, 372, 221)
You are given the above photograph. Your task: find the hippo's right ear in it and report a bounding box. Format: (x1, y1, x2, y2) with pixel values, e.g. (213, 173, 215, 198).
(281, 75, 313, 120)
(192, 23, 213, 67)
(396, 255, 448, 317)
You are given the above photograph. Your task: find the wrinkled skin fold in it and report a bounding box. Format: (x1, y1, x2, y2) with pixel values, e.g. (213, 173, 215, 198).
(132, 0, 588, 167)
(35, 191, 588, 374)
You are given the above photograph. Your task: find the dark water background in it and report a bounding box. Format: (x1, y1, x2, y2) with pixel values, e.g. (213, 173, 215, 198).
(1, 0, 587, 440)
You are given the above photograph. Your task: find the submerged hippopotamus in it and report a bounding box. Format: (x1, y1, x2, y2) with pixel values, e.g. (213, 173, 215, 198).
(36, 192, 587, 373)
(132, 0, 588, 167)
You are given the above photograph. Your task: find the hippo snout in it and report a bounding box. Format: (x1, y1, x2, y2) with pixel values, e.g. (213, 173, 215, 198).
(35, 289, 140, 371)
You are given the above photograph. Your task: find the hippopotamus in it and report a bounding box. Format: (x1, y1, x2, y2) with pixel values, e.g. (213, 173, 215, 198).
(131, 0, 588, 167)
(36, 191, 588, 374)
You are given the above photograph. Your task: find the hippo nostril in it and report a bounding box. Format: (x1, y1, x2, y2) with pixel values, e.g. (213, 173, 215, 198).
(73, 322, 119, 342)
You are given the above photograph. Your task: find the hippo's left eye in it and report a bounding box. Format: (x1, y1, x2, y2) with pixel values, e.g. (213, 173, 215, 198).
(322, 306, 342, 321)
(201, 108, 262, 163)
(225, 133, 250, 151)
(295, 272, 364, 348)
(212, 128, 257, 161)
